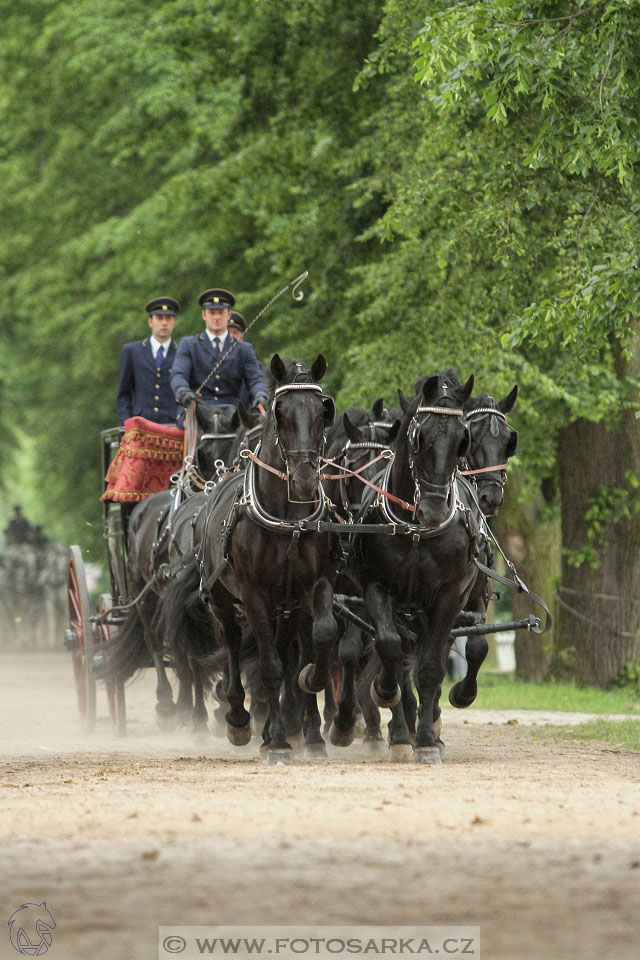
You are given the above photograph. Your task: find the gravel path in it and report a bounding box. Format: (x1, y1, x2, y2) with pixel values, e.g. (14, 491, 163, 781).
(1, 652, 639, 960)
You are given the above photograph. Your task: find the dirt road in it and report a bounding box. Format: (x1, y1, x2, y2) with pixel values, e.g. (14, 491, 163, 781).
(1, 652, 638, 960)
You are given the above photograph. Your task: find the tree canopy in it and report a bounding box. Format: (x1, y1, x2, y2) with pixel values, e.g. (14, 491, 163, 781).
(1, 0, 639, 682)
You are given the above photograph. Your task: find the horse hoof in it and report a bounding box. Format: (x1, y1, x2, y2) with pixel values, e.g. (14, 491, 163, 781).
(304, 741, 328, 759)
(370, 680, 401, 709)
(226, 722, 252, 746)
(435, 738, 447, 760)
(266, 748, 294, 765)
(389, 743, 413, 763)
(329, 722, 356, 747)
(414, 746, 442, 765)
(298, 663, 322, 695)
(448, 682, 476, 709)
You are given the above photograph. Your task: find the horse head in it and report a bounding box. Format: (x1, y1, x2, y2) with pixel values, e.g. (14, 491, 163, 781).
(194, 404, 237, 478)
(463, 386, 518, 516)
(338, 405, 400, 516)
(399, 369, 474, 528)
(267, 354, 335, 502)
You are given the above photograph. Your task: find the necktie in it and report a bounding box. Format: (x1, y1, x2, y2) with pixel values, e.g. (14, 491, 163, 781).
(213, 337, 221, 357)
(156, 345, 165, 366)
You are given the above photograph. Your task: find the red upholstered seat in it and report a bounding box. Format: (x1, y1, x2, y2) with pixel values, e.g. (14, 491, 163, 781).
(101, 418, 185, 503)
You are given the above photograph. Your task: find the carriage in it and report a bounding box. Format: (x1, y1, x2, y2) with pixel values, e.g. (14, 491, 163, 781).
(65, 421, 184, 736)
(64, 365, 551, 758)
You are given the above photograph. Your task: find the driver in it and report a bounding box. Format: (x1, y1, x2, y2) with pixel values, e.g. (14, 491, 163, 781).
(170, 288, 267, 416)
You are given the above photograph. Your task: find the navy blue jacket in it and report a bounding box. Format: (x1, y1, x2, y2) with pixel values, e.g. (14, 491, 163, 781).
(116, 338, 180, 426)
(170, 333, 267, 409)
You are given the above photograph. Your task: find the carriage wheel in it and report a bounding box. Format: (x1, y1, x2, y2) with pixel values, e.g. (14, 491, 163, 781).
(67, 546, 96, 733)
(97, 594, 127, 738)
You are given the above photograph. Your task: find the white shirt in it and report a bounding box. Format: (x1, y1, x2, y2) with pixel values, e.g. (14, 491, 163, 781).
(205, 330, 229, 350)
(150, 335, 172, 359)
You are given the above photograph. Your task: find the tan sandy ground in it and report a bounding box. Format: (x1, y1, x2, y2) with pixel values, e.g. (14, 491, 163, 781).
(0, 651, 639, 960)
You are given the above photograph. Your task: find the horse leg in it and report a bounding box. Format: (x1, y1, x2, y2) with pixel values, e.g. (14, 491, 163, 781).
(330, 622, 362, 746)
(174, 660, 194, 728)
(294, 612, 327, 757)
(209, 590, 251, 745)
(189, 660, 210, 735)
(297, 577, 338, 695)
(243, 592, 291, 759)
(449, 633, 489, 708)
(414, 603, 459, 763)
(356, 641, 384, 746)
(140, 595, 176, 727)
(323, 674, 337, 734)
(280, 628, 304, 741)
(364, 583, 411, 758)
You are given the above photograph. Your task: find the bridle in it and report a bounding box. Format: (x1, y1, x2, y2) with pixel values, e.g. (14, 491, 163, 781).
(460, 402, 512, 495)
(331, 420, 397, 520)
(406, 399, 469, 513)
(244, 372, 334, 504)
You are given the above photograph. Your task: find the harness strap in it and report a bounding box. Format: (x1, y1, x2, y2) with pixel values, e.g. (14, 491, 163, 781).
(458, 463, 508, 476)
(474, 557, 552, 634)
(244, 449, 287, 480)
(320, 455, 414, 512)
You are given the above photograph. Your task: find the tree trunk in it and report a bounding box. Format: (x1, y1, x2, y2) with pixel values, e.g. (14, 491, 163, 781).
(554, 409, 640, 686)
(491, 474, 560, 681)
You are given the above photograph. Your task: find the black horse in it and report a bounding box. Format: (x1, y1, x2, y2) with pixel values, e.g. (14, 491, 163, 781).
(446, 386, 518, 710)
(194, 354, 337, 761)
(343, 370, 478, 763)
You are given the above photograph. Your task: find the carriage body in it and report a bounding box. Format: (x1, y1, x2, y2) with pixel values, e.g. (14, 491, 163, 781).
(66, 421, 184, 736)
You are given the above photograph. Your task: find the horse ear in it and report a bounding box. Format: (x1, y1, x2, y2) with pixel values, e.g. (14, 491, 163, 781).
(310, 354, 327, 381)
(270, 354, 286, 382)
(322, 395, 336, 427)
(414, 375, 427, 395)
(343, 412, 361, 442)
(499, 385, 518, 414)
(460, 375, 474, 403)
(506, 429, 518, 458)
(421, 375, 439, 399)
(398, 389, 410, 413)
(372, 398, 385, 418)
(387, 419, 401, 444)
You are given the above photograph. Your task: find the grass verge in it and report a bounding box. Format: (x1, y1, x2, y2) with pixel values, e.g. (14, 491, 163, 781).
(551, 719, 640, 752)
(443, 672, 640, 715)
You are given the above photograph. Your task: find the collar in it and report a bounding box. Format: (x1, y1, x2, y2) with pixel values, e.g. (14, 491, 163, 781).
(150, 335, 172, 357)
(205, 329, 229, 348)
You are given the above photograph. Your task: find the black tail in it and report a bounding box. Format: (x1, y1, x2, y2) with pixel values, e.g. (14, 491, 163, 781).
(95, 604, 149, 681)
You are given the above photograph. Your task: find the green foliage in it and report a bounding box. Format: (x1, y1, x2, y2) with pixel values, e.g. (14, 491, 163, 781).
(564, 475, 639, 570)
(613, 659, 640, 695)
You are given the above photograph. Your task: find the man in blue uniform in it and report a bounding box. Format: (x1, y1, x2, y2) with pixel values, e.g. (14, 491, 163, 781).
(170, 288, 267, 415)
(116, 296, 181, 426)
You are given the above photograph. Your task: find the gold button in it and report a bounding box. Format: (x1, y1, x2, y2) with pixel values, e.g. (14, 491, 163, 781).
(215, 387, 219, 392)
(154, 407, 158, 412)
(216, 375, 220, 379)
(155, 395, 159, 400)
